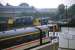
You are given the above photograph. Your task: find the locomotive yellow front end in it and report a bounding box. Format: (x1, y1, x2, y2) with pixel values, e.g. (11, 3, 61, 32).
(33, 18, 41, 26)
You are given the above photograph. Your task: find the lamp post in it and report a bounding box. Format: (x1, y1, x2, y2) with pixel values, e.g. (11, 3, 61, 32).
(66, 5, 70, 50)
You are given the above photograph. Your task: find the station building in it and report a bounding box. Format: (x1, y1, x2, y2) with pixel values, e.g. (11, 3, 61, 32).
(0, 3, 36, 17)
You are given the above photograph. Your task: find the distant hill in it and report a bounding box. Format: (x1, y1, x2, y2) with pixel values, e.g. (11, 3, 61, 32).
(36, 8, 57, 13)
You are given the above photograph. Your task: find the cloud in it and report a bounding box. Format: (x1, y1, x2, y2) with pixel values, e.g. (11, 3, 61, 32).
(0, 0, 74, 8)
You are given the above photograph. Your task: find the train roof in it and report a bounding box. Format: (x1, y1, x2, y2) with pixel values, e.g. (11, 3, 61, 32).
(47, 24, 56, 27)
(35, 25, 48, 30)
(0, 27, 39, 37)
(36, 24, 56, 30)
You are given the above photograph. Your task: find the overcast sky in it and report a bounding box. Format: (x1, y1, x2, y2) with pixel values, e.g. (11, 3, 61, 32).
(0, 0, 75, 8)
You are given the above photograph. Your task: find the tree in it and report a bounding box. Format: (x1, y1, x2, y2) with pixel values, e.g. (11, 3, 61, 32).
(58, 4, 65, 14)
(57, 4, 65, 20)
(67, 4, 75, 27)
(68, 4, 75, 17)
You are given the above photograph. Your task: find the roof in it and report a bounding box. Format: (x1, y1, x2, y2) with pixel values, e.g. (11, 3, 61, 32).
(0, 27, 39, 37)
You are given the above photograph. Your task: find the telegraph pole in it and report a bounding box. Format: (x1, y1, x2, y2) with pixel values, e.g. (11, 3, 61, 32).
(66, 5, 69, 50)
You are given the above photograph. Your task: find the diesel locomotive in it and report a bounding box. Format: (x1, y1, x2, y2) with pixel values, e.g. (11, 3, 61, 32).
(0, 16, 49, 31)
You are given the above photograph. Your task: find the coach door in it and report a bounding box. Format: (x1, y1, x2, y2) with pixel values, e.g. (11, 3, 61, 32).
(42, 29, 50, 44)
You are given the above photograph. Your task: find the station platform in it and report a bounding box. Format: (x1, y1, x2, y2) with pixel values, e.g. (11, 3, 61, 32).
(30, 38, 59, 50)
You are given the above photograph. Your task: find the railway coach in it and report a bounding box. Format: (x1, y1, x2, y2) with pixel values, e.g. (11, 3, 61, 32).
(0, 25, 50, 50)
